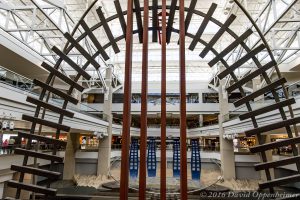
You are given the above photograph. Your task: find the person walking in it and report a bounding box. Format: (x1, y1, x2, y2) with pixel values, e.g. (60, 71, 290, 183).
(2, 139, 8, 154)
(8, 137, 15, 154)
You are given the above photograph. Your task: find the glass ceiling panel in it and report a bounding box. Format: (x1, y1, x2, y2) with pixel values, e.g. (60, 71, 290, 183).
(0, 0, 299, 84)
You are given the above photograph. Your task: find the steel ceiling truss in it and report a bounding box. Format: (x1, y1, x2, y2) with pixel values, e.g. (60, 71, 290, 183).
(209, 0, 300, 90)
(0, 0, 122, 93)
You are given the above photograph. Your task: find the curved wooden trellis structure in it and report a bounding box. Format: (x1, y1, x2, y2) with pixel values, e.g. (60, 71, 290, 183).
(6, 0, 300, 199)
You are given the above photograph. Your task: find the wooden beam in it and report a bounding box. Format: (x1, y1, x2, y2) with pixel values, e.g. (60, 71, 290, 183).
(7, 180, 56, 196)
(14, 148, 64, 162)
(32, 79, 78, 104)
(96, 7, 120, 53)
(120, 0, 133, 199)
(234, 78, 286, 107)
(166, 0, 178, 43)
(208, 29, 253, 67)
(22, 115, 70, 132)
(200, 14, 236, 58)
(139, 0, 149, 199)
(226, 60, 276, 93)
(11, 165, 61, 179)
(80, 20, 110, 61)
(245, 116, 300, 137)
(184, 0, 197, 33)
(250, 136, 300, 153)
(114, 0, 127, 37)
(133, 0, 143, 43)
(179, 0, 187, 199)
(64, 32, 103, 70)
(259, 174, 300, 189)
(254, 155, 300, 171)
(239, 98, 295, 121)
(218, 44, 266, 80)
(53, 46, 92, 80)
(18, 132, 67, 147)
(189, 3, 217, 51)
(41, 62, 84, 92)
(152, 0, 158, 42)
(160, 0, 167, 199)
(26, 96, 74, 118)
(177, 0, 197, 44)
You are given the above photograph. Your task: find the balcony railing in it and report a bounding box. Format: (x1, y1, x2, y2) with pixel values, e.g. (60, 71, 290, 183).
(0, 65, 107, 121)
(0, 143, 65, 156)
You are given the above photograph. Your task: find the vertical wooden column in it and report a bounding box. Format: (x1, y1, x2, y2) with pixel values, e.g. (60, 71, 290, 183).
(120, 0, 133, 199)
(139, 0, 149, 199)
(160, 0, 167, 199)
(179, 0, 188, 199)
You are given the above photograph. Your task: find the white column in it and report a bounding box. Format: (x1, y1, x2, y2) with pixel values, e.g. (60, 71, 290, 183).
(218, 65, 236, 180)
(199, 114, 203, 127)
(97, 67, 113, 177)
(253, 77, 264, 102)
(259, 135, 274, 180)
(63, 133, 79, 180)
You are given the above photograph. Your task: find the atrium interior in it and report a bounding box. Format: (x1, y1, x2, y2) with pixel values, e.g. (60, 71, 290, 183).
(0, 0, 300, 199)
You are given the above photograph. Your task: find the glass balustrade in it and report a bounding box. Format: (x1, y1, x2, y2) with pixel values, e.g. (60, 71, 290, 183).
(0, 143, 66, 156)
(0, 65, 106, 120)
(0, 65, 34, 91)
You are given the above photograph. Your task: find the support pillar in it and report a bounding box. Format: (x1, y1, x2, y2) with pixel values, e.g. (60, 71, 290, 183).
(199, 114, 203, 127)
(97, 67, 113, 177)
(218, 65, 236, 180)
(259, 134, 274, 181)
(76, 77, 83, 107)
(63, 133, 79, 180)
(253, 77, 264, 102)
